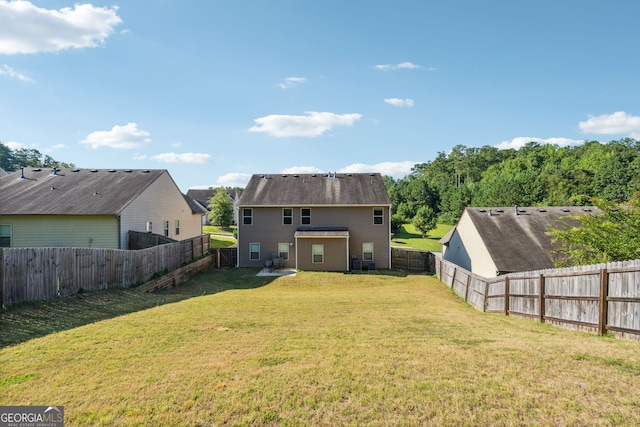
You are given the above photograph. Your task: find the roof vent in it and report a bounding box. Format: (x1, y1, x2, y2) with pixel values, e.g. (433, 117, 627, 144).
(52, 168, 58, 176)
(124, 169, 132, 173)
(347, 173, 352, 177)
(496, 209, 504, 213)
(91, 169, 98, 173)
(538, 208, 546, 212)
(583, 208, 592, 212)
(282, 174, 287, 178)
(20, 167, 25, 179)
(562, 208, 570, 212)
(311, 174, 317, 177)
(33, 168, 41, 172)
(293, 174, 299, 178)
(108, 169, 116, 173)
(72, 168, 80, 172)
(142, 170, 150, 173)
(478, 209, 486, 212)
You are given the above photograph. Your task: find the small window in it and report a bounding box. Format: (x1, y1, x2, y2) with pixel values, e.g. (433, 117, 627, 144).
(250, 243, 260, 260)
(243, 208, 253, 225)
(363, 243, 374, 261)
(175, 220, 180, 235)
(164, 220, 169, 237)
(312, 244, 324, 263)
(0, 224, 11, 247)
(373, 208, 384, 225)
(283, 208, 293, 225)
(301, 208, 311, 225)
(146, 221, 152, 233)
(278, 243, 290, 260)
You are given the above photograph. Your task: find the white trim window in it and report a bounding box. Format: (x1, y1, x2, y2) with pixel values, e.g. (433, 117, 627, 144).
(312, 244, 324, 263)
(373, 208, 384, 225)
(163, 220, 169, 237)
(301, 208, 311, 225)
(283, 208, 293, 225)
(175, 220, 180, 235)
(243, 208, 253, 225)
(250, 242, 260, 260)
(363, 243, 374, 261)
(0, 224, 11, 247)
(278, 243, 290, 260)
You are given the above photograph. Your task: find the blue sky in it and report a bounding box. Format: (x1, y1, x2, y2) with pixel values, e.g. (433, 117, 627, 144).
(2, 1, 640, 191)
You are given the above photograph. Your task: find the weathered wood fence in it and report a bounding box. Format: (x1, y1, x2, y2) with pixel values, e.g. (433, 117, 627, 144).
(0, 234, 210, 308)
(436, 257, 640, 340)
(391, 248, 435, 272)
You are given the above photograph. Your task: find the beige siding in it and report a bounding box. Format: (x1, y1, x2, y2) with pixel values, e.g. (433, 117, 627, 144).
(238, 206, 390, 269)
(0, 215, 118, 248)
(120, 171, 202, 248)
(443, 211, 498, 277)
(296, 238, 348, 271)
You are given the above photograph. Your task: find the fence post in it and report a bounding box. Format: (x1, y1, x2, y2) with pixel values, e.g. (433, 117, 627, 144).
(451, 267, 457, 289)
(483, 280, 489, 312)
(464, 274, 471, 302)
(504, 276, 510, 316)
(0, 248, 3, 307)
(539, 274, 545, 324)
(599, 268, 609, 335)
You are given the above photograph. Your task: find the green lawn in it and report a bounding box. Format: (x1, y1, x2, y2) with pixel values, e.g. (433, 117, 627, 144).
(392, 222, 453, 251)
(2, 268, 640, 426)
(203, 225, 236, 248)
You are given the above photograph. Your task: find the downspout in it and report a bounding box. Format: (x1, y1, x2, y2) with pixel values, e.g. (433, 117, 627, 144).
(388, 205, 392, 269)
(294, 235, 299, 271)
(116, 214, 122, 249)
(346, 235, 350, 272)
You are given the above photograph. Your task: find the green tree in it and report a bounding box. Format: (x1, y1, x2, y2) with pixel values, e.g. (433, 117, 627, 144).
(412, 206, 437, 237)
(208, 188, 234, 227)
(548, 198, 640, 267)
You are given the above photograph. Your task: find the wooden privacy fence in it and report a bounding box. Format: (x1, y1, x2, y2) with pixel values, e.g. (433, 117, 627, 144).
(0, 234, 210, 308)
(436, 257, 640, 340)
(391, 248, 435, 272)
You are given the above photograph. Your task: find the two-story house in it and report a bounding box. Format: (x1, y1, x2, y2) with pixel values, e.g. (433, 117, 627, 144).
(237, 172, 391, 272)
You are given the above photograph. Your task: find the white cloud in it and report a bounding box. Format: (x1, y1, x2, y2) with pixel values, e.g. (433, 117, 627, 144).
(0, 1, 122, 54)
(248, 112, 362, 137)
(150, 152, 212, 164)
(495, 137, 585, 150)
(5, 140, 26, 150)
(132, 153, 148, 160)
(172, 141, 183, 148)
(0, 64, 34, 82)
(43, 144, 65, 153)
(578, 111, 640, 139)
(216, 172, 252, 187)
(338, 161, 417, 180)
(278, 76, 307, 89)
(374, 61, 424, 71)
(384, 98, 414, 107)
(80, 123, 151, 150)
(281, 166, 324, 174)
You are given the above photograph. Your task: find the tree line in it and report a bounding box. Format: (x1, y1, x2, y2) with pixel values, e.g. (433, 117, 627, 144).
(0, 142, 75, 171)
(384, 138, 640, 228)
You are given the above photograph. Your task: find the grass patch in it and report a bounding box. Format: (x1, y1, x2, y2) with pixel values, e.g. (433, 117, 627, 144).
(2, 269, 640, 425)
(209, 235, 236, 248)
(203, 225, 235, 236)
(392, 223, 453, 251)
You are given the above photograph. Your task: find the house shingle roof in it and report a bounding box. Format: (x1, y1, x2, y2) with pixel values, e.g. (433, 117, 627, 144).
(463, 206, 599, 273)
(0, 168, 170, 215)
(239, 173, 391, 206)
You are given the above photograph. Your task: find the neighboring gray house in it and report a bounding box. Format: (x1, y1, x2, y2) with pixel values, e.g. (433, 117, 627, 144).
(237, 173, 391, 272)
(0, 168, 7, 177)
(440, 206, 598, 277)
(186, 188, 239, 225)
(0, 168, 204, 249)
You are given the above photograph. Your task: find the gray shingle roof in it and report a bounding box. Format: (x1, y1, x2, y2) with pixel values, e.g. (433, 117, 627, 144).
(0, 168, 168, 215)
(463, 206, 599, 273)
(239, 173, 391, 206)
